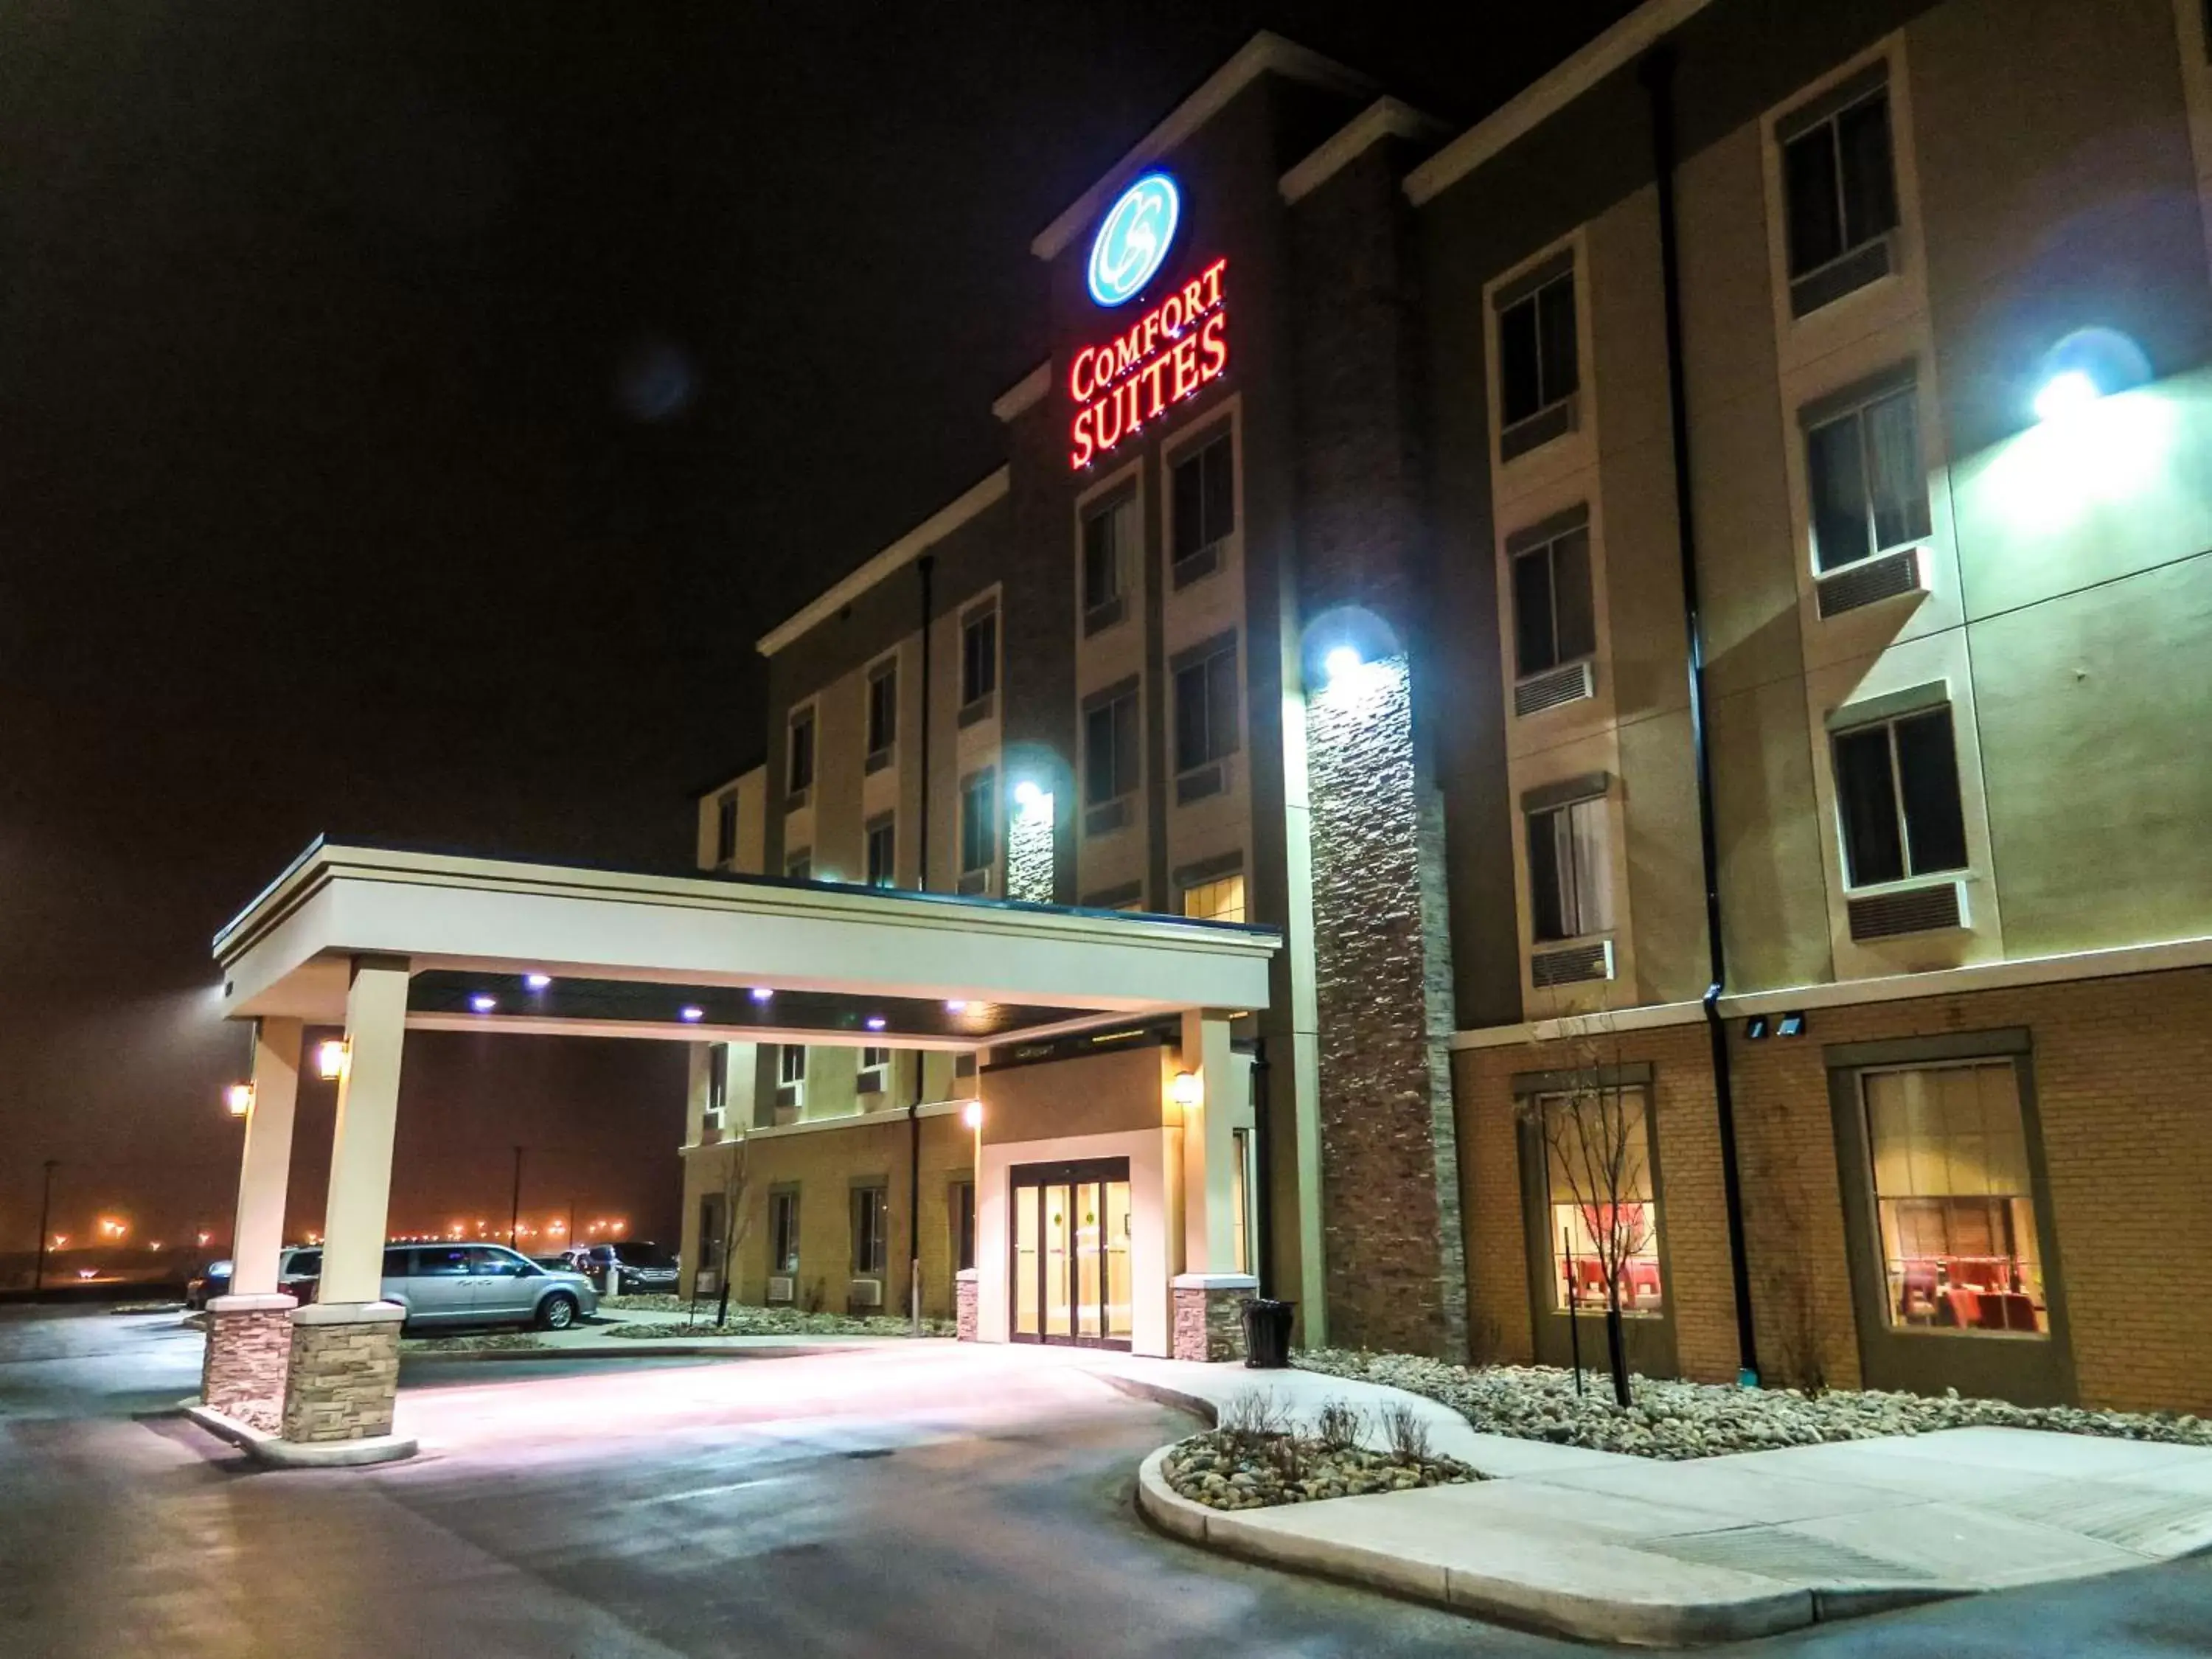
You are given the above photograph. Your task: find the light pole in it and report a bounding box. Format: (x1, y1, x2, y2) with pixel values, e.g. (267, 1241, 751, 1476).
(32, 1160, 57, 1294)
(508, 1145, 524, 1249)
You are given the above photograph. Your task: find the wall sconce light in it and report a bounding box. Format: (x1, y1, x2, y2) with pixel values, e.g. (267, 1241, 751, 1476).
(1743, 1016, 1770, 1041)
(962, 1099, 984, 1130)
(315, 1038, 349, 1081)
(223, 1082, 255, 1118)
(1170, 1070, 1203, 1108)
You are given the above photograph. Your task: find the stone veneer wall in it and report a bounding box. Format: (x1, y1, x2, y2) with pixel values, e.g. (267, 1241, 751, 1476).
(1290, 140, 1469, 1361)
(201, 1305, 293, 1435)
(955, 1270, 979, 1341)
(280, 1313, 403, 1443)
(1172, 1284, 1248, 1363)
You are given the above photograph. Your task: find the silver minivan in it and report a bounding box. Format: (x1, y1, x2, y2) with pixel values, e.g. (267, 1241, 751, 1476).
(380, 1243, 599, 1331)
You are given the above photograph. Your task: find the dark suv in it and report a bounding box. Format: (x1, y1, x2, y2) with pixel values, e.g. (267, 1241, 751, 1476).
(572, 1241, 678, 1295)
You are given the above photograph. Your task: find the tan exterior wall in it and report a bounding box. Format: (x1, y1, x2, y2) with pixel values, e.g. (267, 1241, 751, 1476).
(978, 1040, 1170, 1147)
(1455, 964, 2212, 1413)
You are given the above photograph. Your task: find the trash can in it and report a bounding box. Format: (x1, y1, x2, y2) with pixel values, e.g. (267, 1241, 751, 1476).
(1242, 1298, 1295, 1369)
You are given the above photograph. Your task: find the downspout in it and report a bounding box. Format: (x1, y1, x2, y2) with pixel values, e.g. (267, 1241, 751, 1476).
(1250, 1037, 1274, 1299)
(1641, 44, 1760, 1386)
(908, 553, 935, 1329)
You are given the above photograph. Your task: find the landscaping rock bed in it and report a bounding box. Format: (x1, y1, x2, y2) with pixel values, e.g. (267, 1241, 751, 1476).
(1164, 1428, 1478, 1511)
(400, 1332, 546, 1354)
(1295, 1349, 2212, 1460)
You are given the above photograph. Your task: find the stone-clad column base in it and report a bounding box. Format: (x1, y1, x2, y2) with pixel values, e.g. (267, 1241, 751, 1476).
(1171, 1273, 1257, 1362)
(281, 1301, 406, 1444)
(955, 1269, 979, 1341)
(201, 1293, 298, 1434)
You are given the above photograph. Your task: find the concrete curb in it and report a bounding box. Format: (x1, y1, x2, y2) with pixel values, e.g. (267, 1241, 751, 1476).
(396, 1338, 894, 1365)
(184, 1403, 418, 1468)
(1084, 1369, 1221, 1425)
(1133, 1446, 1815, 1646)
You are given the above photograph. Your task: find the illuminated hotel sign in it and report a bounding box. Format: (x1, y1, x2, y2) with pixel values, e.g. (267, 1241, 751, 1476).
(1071, 184, 1227, 469)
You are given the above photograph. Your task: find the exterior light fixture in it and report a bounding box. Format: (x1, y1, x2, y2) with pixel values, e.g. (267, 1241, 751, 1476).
(524, 973, 552, 991)
(2033, 369, 2099, 423)
(1170, 1070, 1203, 1108)
(315, 1038, 349, 1081)
(1323, 645, 1362, 683)
(962, 1099, 984, 1130)
(865, 1015, 887, 1032)
(945, 999, 969, 1013)
(1012, 779, 1043, 810)
(1743, 1015, 1770, 1041)
(470, 993, 498, 1014)
(750, 987, 774, 1003)
(679, 1005, 706, 1023)
(223, 1082, 255, 1118)
(2031, 326, 2149, 425)
(1776, 1011, 1808, 1038)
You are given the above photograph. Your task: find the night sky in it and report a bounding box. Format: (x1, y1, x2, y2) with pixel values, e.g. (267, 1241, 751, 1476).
(0, 4, 1631, 1261)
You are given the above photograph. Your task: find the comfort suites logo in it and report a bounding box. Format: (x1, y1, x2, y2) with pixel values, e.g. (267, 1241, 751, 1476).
(1086, 173, 1180, 307)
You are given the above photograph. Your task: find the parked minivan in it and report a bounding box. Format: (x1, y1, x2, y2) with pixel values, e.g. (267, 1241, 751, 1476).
(380, 1244, 599, 1331)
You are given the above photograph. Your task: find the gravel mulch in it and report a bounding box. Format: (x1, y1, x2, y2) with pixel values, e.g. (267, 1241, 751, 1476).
(400, 1332, 546, 1353)
(1164, 1428, 1478, 1510)
(604, 1306, 956, 1339)
(1295, 1349, 2212, 1460)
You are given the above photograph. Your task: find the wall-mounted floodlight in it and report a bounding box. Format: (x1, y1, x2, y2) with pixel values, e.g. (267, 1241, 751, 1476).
(2031, 327, 2149, 425)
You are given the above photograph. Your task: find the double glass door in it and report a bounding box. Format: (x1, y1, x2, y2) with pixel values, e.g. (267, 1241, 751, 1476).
(1010, 1158, 1133, 1348)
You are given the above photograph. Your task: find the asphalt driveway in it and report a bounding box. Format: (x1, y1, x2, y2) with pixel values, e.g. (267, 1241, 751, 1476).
(4, 1307, 2212, 1658)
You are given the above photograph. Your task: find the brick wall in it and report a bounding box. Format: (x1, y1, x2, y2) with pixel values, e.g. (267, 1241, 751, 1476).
(1453, 965, 2212, 1411)
(1292, 142, 1468, 1360)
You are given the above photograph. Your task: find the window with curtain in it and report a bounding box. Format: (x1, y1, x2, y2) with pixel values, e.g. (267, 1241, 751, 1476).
(1862, 1062, 2046, 1335)
(1537, 1085, 1663, 1315)
(1806, 381, 1929, 572)
(1180, 872, 1246, 925)
(1526, 794, 1613, 942)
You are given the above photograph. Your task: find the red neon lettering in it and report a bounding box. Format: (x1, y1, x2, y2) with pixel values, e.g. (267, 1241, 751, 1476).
(1139, 354, 1169, 422)
(1141, 309, 1162, 358)
(1070, 404, 1096, 469)
(1111, 334, 1141, 381)
(1181, 277, 1205, 324)
(1170, 334, 1198, 402)
(1161, 293, 1183, 335)
(1069, 347, 1096, 404)
(1093, 380, 1125, 451)
(1200, 257, 1226, 310)
(1199, 308, 1228, 380)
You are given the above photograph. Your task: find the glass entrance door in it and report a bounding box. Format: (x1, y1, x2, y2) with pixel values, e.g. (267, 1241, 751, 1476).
(1009, 1158, 1132, 1349)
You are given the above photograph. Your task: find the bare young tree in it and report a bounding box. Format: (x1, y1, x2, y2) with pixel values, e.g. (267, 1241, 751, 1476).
(1522, 1010, 1652, 1409)
(705, 1134, 754, 1328)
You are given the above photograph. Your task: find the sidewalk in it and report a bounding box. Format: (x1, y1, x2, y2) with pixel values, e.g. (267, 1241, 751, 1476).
(1081, 1354, 2212, 1645)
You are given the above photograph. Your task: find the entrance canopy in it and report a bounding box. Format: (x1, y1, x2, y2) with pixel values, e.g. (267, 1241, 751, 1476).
(215, 839, 1280, 1048)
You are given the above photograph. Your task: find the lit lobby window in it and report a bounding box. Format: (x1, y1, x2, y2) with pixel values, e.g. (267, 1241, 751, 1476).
(1538, 1086, 1663, 1315)
(1180, 872, 1245, 925)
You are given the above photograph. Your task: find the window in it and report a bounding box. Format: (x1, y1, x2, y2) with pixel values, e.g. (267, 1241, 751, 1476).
(1832, 707, 1967, 888)
(858, 1045, 889, 1094)
(952, 1180, 975, 1274)
(1526, 793, 1613, 942)
(1084, 689, 1140, 807)
(961, 605, 998, 706)
(1512, 517, 1596, 677)
(1806, 381, 1928, 573)
(707, 1044, 728, 1115)
(866, 663, 897, 757)
(787, 707, 815, 796)
(1231, 1127, 1252, 1276)
(1497, 259, 1578, 443)
(415, 1247, 470, 1278)
(769, 1190, 800, 1275)
(851, 1186, 888, 1276)
(469, 1246, 525, 1278)
(785, 849, 811, 882)
(1862, 1062, 2045, 1335)
(1781, 72, 1899, 312)
(960, 769, 996, 874)
(1170, 429, 1234, 569)
(1180, 872, 1246, 925)
(1082, 490, 1138, 627)
(779, 1044, 807, 1086)
(1537, 1085, 1663, 1315)
(714, 795, 737, 866)
(1173, 641, 1239, 774)
(866, 816, 896, 888)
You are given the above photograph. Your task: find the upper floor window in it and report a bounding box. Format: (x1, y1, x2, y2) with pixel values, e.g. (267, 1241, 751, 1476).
(960, 768, 997, 875)
(1170, 428, 1234, 584)
(1832, 705, 1966, 888)
(1082, 487, 1139, 633)
(865, 815, 896, 888)
(961, 604, 998, 707)
(787, 708, 815, 797)
(779, 1043, 807, 1085)
(1180, 871, 1246, 925)
(1495, 253, 1579, 459)
(866, 661, 897, 758)
(785, 848, 811, 883)
(713, 794, 737, 866)
(1084, 686, 1140, 807)
(1527, 791, 1612, 942)
(707, 1043, 728, 1113)
(1806, 378, 1928, 573)
(1172, 639, 1239, 776)
(1779, 67, 1899, 316)
(1512, 510, 1596, 678)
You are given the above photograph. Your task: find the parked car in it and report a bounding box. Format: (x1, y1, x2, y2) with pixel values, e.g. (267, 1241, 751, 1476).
(378, 1243, 597, 1331)
(187, 1245, 323, 1310)
(571, 1241, 679, 1295)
